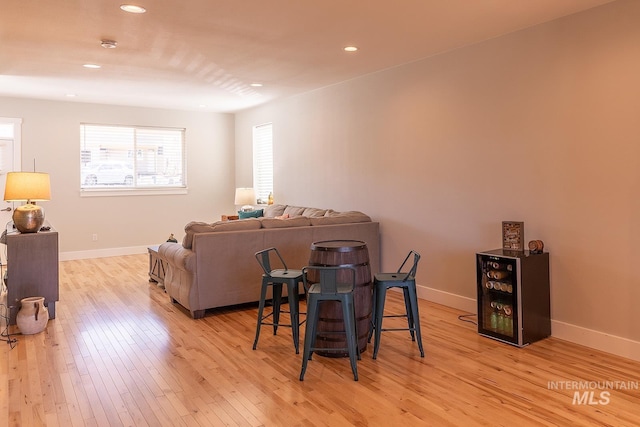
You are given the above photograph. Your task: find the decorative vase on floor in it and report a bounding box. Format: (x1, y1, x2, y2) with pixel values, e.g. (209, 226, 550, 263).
(16, 296, 49, 335)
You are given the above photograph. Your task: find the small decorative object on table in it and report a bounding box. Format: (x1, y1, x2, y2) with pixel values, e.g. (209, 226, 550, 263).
(167, 233, 178, 243)
(502, 221, 524, 251)
(528, 240, 544, 254)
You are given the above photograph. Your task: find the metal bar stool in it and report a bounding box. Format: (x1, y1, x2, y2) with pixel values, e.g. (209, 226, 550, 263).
(369, 250, 424, 359)
(253, 247, 305, 354)
(299, 265, 360, 381)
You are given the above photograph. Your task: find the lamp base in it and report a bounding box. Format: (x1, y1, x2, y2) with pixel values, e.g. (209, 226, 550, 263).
(240, 205, 254, 212)
(13, 204, 45, 233)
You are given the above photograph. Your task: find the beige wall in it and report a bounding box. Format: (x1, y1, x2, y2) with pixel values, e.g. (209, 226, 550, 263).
(0, 97, 235, 254)
(236, 0, 640, 347)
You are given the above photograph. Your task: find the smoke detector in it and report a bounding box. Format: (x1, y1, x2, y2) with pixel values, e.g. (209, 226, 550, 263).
(101, 40, 118, 49)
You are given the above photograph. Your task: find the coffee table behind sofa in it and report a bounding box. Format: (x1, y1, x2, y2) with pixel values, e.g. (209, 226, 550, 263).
(148, 245, 167, 287)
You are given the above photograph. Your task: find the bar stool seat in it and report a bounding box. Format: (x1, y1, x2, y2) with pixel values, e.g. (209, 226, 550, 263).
(253, 247, 305, 354)
(370, 250, 424, 359)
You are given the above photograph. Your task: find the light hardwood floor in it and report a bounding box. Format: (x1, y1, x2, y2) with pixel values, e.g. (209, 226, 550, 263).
(1, 254, 639, 426)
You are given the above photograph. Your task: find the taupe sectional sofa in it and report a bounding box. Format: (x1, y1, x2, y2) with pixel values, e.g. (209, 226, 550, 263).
(158, 204, 380, 318)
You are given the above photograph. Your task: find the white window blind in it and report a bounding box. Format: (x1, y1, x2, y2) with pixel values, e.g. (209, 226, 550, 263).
(253, 123, 273, 203)
(80, 124, 186, 190)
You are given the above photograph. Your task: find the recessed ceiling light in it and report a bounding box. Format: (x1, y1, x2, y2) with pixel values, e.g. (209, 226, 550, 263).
(344, 46, 358, 52)
(120, 4, 146, 13)
(250, 83, 263, 87)
(83, 64, 101, 69)
(65, 94, 77, 98)
(101, 40, 118, 49)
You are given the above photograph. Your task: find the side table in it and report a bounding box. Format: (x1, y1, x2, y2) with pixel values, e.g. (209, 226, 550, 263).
(148, 245, 167, 288)
(5, 223, 59, 326)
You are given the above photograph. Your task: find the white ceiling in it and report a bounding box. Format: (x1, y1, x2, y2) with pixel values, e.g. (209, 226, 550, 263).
(0, 0, 614, 113)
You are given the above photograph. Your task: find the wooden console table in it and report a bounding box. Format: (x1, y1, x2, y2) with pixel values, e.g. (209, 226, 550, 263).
(4, 223, 59, 325)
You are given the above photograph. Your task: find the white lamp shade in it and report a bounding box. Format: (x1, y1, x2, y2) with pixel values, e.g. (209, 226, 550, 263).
(4, 172, 51, 201)
(234, 187, 255, 206)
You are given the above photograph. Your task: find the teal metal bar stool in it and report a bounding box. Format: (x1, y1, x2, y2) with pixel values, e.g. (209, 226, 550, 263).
(253, 247, 305, 354)
(369, 250, 424, 359)
(299, 265, 360, 381)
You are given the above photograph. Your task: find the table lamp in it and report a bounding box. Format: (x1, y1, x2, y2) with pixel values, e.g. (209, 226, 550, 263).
(3, 172, 51, 233)
(234, 187, 255, 212)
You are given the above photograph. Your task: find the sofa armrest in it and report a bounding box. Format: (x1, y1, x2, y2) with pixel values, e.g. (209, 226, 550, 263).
(159, 242, 196, 272)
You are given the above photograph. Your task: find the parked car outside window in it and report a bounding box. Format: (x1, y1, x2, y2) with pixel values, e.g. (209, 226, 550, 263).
(81, 161, 134, 186)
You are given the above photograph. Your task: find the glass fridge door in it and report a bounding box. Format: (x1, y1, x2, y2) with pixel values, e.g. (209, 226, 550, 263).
(477, 253, 519, 344)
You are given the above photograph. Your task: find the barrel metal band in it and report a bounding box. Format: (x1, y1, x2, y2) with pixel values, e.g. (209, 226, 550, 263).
(308, 261, 370, 268)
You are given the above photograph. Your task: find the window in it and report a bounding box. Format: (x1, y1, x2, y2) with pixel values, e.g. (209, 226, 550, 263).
(0, 118, 21, 176)
(0, 123, 14, 174)
(253, 123, 273, 204)
(80, 124, 186, 193)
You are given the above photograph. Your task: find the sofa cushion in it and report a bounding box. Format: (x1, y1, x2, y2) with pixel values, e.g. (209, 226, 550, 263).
(211, 218, 262, 232)
(182, 221, 216, 248)
(309, 211, 372, 226)
(302, 207, 327, 217)
(324, 210, 369, 218)
(183, 219, 261, 248)
(263, 204, 286, 217)
(238, 209, 263, 219)
(283, 205, 306, 217)
(261, 216, 311, 228)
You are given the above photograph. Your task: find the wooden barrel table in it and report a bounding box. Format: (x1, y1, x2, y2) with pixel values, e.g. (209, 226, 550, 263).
(308, 240, 372, 357)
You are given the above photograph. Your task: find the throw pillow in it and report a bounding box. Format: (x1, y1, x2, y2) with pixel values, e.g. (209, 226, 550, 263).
(238, 209, 264, 219)
(263, 204, 286, 217)
(283, 205, 306, 217)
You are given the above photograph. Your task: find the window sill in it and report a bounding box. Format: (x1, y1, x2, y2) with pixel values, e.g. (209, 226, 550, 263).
(80, 187, 188, 197)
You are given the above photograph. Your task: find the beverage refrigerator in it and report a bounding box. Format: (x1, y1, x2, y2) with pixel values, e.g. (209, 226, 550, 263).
(476, 249, 551, 347)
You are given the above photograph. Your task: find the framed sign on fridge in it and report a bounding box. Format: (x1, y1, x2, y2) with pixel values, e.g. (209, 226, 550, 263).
(502, 221, 524, 251)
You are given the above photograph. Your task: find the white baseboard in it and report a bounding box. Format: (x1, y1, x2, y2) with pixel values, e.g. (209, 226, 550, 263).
(550, 320, 640, 362)
(416, 283, 477, 314)
(60, 245, 149, 261)
(416, 284, 640, 362)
